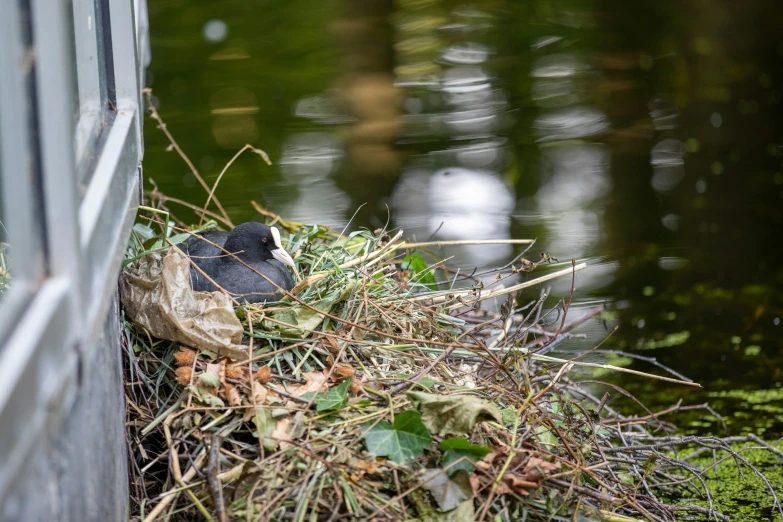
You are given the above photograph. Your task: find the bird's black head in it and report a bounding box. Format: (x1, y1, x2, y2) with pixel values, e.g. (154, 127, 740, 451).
(223, 222, 295, 268)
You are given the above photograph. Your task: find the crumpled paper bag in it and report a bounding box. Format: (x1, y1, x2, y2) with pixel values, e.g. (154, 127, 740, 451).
(120, 249, 247, 360)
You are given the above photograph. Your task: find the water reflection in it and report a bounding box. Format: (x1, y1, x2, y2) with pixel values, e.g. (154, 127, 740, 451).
(277, 133, 349, 228)
(526, 31, 613, 305)
(145, 0, 783, 435)
(392, 167, 513, 267)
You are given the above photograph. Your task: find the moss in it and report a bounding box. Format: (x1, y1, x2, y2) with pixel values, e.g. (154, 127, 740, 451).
(678, 442, 783, 521)
(709, 387, 783, 405)
(635, 330, 690, 350)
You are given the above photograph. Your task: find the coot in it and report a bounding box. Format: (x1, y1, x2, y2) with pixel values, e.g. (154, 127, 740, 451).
(185, 222, 296, 303)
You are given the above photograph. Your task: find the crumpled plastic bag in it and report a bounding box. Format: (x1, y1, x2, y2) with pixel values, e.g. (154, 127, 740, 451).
(120, 249, 247, 360)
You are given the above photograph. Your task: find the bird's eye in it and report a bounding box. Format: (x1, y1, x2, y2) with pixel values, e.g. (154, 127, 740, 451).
(261, 237, 268, 243)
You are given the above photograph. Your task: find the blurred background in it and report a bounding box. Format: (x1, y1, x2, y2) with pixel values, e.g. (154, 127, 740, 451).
(144, 0, 783, 435)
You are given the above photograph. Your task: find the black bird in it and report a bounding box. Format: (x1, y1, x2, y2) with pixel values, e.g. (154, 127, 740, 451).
(184, 222, 296, 303)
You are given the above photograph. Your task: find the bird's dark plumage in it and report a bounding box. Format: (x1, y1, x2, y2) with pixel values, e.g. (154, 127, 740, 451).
(185, 222, 295, 303)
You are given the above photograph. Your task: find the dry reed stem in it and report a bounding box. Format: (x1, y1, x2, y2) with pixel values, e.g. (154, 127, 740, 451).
(198, 144, 271, 227)
(143, 88, 233, 226)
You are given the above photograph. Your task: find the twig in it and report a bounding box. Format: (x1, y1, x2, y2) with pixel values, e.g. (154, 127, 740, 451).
(208, 435, 229, 522)
(199, 145, 271, 227)
(142, 88, 232, 226)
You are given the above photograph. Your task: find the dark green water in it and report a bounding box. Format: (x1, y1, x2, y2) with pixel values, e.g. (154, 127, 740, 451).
(145, 0, 783, 436)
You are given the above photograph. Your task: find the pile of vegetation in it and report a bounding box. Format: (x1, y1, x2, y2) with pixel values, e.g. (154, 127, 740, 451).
(124, 97, 783, 522)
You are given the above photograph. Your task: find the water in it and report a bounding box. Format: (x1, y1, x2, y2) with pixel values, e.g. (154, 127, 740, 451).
(145, 0, 783, 436)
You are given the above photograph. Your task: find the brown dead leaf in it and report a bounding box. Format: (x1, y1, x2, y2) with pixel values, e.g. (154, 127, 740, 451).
(225, 365, 246, 380)
(332, 363, 355, 382)
(243, 382, 269, 422)
(251, 381, 268, 404)
(493, 479, 512, 496)
(288, 371, 328, 396)
(173, 346, 196, 367)
(502, 473, 540, 496)
(175, 366, 193, 385)
(473, 449, 560, 497)
(470, 473, 481, 495)
(269, 412, 306, 450)
(270, 417, 293, 449)
(224, 383, 242, 406)
(349, 380, 363, 394)
(350, 457, 384, 482)
(323, 336, 340, 357)
(256, 365, 272, 384)
(218, 360, 227, 384)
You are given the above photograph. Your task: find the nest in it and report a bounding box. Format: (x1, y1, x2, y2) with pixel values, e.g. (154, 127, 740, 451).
(125, 95, 783, 522)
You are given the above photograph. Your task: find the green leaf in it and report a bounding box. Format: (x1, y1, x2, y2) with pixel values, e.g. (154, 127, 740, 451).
(449, 500, 475, 522)
(167, 232, 191, 245)
(252, 406, 279, 451)
(440, 438, 491, 475)
(500, 406, 517, 427)
(408, 391, 502, 436)
(200, 393, 225, 408)
(261, 282, 356, 336)
(313, 378, 352, 412)
(132, 223, 156, 240)
(198, 373, 221, 388)
(534, 424, 557, 447)
(402, 252, 437, 291)
(362, 410, 431, 464)
(397, 374, 439, 389)
(420, 468, 473, 511)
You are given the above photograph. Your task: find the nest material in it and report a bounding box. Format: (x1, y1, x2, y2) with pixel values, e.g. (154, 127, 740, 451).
(126, 94, 783, 521)
(123, 211, 783, 522)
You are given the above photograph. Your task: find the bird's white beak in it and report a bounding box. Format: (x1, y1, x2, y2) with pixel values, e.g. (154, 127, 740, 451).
(271, 247, 295, 268)
(269, 226, 296, 269)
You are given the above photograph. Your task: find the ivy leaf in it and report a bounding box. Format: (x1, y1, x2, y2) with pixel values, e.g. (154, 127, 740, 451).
(408, 391, 502, 436)
(313, 378, 352, 412)
(440, 438, 491, 475)
(402, 252, 437, 290)
(362, 410, 432, 464)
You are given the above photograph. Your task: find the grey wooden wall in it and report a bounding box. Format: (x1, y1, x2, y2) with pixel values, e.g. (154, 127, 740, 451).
(2, 295, 128, 522)
(0, 0, 149, 519)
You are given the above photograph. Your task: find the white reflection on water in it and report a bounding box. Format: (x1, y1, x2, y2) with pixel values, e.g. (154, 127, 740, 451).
(275, 133, 350, 227)
(390, 5, 514, 276)
(536, 145, 612, 213)
(392, 167, 514, 268)
(658, 257, 689, 271)
(530, 45, 612, 295)
(441, 66, 491, 95)
(294, 94, 353, 125)
(649, 97, 680, 131)
(534, 107, 610, 142)
(532, 54, 588, 78)
(441, 42, 491, 65)
(532, 79, 583, 108)
(650, 139, 685, 166)
(650, 139, 686, 192)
